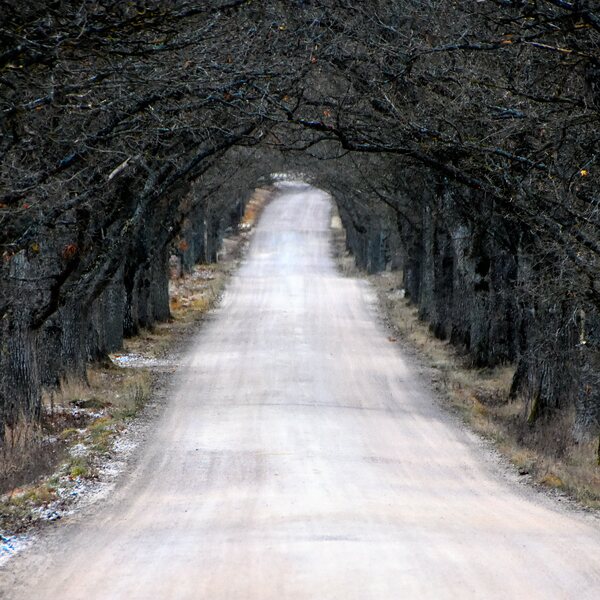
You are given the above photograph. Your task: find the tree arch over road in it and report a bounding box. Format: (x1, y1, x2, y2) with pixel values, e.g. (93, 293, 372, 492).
(1, 1, 599, 448)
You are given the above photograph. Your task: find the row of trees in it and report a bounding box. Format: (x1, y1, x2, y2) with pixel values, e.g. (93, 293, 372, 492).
(1, 1, 599, 446)
(0, 0, 302, 428)
(275, 0, 600, 441)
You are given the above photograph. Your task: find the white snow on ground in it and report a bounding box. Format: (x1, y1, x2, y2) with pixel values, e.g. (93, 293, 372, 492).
(0, 534, 32, 567)
(109, 353, 175, 369)
(0, 396, 148, 566)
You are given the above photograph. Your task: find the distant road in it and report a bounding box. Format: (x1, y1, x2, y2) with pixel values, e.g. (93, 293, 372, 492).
(4, 185, 600, 599)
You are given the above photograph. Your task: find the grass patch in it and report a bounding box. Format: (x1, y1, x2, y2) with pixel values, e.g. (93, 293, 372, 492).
(67, 456, 94, 480)
(239, 187, 272, 230)
(0, 481, 59, 533)
(1, 187, 272, 535)
(374, 274, 600, 507)
(540, 473, 564, 489)
(1, 366, 154, 532)
(167, 267, 226, 326)
(331, 219, 600, 509)
(0, 421, 48, 492)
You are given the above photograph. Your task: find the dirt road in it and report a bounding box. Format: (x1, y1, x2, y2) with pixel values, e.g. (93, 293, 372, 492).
(3, 186, 600, 599)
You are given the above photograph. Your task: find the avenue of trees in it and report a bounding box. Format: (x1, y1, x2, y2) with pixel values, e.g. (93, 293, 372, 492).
(1, 2, 599, 451)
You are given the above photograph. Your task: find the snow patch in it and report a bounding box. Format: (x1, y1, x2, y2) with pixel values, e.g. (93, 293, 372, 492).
(0, 534, 32, 567)
(109, 353, 175, 369)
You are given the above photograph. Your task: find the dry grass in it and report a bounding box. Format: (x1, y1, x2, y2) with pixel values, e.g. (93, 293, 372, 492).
(168, 187, 272, 325)
(1, 367, 154, 496)
(0, 364, 154, 534)
(168, 265, 225, 326)
(1, 186, 272, 532)
(0, 421, 54, 495)
(369, 271, 600, 508)
(49, 368, 153, 418)
(330, 218, 600, 508)
(240, 187, 272, 230)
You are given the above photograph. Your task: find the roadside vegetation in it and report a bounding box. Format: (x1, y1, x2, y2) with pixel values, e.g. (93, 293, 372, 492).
(376, 272, 600, 509)
(333, 214, 600, 509)
(1, 0, 599, 529)
(0, 188, 271, 538)
(0, 367, 153, 534)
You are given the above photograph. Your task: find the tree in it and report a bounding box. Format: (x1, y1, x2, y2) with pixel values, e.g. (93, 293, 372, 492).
(1, 0, 599, 447)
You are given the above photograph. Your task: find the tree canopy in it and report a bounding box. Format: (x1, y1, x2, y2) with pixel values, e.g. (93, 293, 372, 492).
(1, 1, 599, 436)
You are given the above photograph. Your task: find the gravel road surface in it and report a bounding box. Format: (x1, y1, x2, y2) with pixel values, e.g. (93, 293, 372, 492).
(3, 185, 600, 599)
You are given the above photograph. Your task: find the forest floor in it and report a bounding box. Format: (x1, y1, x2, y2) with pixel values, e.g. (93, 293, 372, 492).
(0, 188, 272, 561)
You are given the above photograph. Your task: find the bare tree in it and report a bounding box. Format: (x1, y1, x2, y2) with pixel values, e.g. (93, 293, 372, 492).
(1, 0, 599, 451)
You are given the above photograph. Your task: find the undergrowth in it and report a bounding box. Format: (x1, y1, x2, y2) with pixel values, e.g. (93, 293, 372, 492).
(0, 186, 272, 536)
(371, 270, 600, 509)
(0, 367, 153, 532)
(332, 209, 600, 510)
